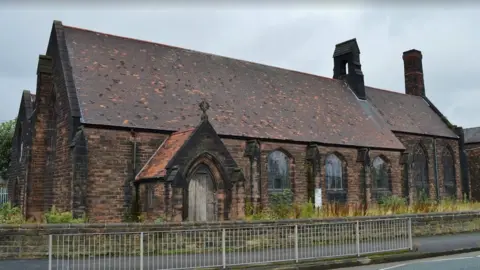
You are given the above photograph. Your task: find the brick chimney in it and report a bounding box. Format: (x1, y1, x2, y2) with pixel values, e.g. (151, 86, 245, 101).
(403, 49, 425, 96)
(333, 38, 366, 100)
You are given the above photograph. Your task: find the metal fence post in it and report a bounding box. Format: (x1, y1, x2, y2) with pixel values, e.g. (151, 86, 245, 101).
(408, 218, 413, 250)
(140, 232, 144, 270)
(48, 234, 52, 270)
(294, 225, 299, 263)
(356, 221, 360, 257)
(222, 229, 226, 268)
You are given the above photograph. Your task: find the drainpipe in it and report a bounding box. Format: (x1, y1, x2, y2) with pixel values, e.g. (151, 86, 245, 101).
(130, 130, 139, 219)
(132, 131, 137, 179)
(433, 138, 440, 201)
(363, 157, 368, 212)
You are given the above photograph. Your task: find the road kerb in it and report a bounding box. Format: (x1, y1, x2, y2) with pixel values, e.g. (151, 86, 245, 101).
(234, 246, 480, 270)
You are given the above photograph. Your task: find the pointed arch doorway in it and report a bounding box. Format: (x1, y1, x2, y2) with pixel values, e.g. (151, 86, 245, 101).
(187, 164, 217, 222)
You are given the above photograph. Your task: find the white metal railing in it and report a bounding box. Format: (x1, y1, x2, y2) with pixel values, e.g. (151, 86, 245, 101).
(0, 187, 7, 205)
(48, 218, 412, 270)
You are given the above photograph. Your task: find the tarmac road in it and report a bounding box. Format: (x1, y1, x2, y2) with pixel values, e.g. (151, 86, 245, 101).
(1, 232, 480, 270)
(337, 251, 480, 270)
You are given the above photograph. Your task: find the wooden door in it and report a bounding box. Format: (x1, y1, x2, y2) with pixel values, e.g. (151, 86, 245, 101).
(188, 164, 216, 222)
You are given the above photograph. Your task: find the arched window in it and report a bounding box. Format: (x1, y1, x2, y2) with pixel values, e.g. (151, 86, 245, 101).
(442, 147, 456, 198)
(372, 156, 389, 190)
(412, 145, 429, 198)
(372, 156, 391, 200)
(325, 154, 344, 191)
(267, 150, 290, 194)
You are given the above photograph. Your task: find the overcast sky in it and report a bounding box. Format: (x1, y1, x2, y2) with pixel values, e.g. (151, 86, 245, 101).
(0, 2, 479, 128)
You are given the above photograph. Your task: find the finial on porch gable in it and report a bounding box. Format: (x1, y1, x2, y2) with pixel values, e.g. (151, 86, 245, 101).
(199, 98, 210, 121)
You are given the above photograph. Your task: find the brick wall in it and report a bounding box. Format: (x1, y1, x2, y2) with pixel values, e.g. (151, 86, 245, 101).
(26, 56, 55, 219)
(23, 122, 462, 223)
(220, 134, 460, 213)
(466, 143, 480, 201)
(395, 133, 462, 201)
(223, 139, 405, 208)
(1, 211, 480, 259)
(6, 94, 34, 212)
(83, 131, 405, 222)
(130, 133, 460, 224)
(21, 26, 80, 219)
(83, 127, 167, 223)
(49, 33, 77, 212)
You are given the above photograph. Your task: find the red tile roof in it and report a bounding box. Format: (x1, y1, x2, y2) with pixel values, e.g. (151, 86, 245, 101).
(135, 128, 194, 180)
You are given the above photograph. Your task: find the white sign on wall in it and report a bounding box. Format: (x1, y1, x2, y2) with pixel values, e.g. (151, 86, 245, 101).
(314, 188, 322, 208)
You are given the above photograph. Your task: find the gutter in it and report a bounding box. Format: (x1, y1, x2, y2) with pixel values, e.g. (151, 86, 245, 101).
(465, 146, 480, 151)
(422, 96, 456, 132)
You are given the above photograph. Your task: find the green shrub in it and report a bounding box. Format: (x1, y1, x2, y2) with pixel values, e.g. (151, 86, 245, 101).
(378, 195, 407, 213)
(0, 202, 24, 224)
(44, 206, 86, 224)
(269, 189, 294, 219)
(154, 217, 164, 224)
(298, 200, 315, 219)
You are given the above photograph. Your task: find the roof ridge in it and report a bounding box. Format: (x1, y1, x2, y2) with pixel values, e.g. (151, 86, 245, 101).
(64, 24, 414, 96)
(63, 24, 342, 83)
(366, 86, 410, 96)
(62, 22, 457, 145)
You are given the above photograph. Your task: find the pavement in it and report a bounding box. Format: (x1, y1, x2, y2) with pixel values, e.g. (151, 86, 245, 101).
(336, 251, 480, 270)
(1, 232, 480, 270)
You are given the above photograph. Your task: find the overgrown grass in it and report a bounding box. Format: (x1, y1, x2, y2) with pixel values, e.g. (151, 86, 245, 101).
(2, 192, 480, 224)
(245, 191, 480, 221)
(0, 203, 86, 224)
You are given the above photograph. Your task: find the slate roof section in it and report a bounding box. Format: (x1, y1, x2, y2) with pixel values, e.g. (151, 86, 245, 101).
(136, 128, 194, 180)
(464, 127, 480, 144)
(56, 22, 456, 149)
(61, 25, 406, 149)
(365, 87, 457, 138)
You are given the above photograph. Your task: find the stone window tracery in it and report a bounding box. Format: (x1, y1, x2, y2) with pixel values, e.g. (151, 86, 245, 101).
(267, 150, 290, 194)
(325, 154, 344, 191)
(412, 145, 429, 198)
(442, 147, 456, 198)
(372, 156, 390, 190)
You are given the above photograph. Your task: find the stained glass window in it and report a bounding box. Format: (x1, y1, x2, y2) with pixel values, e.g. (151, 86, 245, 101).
(326, 154, 343, 190)
(412, 145, 429, 198)
(372, 157, 389, 190)
(267, 151, 290, 193)
(442, 147, 456, 198)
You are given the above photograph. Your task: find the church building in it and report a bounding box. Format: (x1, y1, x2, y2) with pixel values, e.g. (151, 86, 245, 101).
(7, 20, 470, 223)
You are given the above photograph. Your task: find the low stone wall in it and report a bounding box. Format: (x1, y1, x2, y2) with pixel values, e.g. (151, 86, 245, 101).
(1, 211, 480, 259)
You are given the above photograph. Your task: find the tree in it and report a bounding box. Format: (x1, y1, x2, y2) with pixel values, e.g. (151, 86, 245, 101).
(0, 119, 15, 180)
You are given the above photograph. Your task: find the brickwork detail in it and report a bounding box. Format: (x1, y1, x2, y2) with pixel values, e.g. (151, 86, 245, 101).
(466, 143, 480, 201)
(84, 128, 166, 223)
(26, 56, 55, 219)
(13, 117, 463, 223)
(71, 128, 88, 218)
(395, 133, 462, 201)
(7, 94, 35, 215)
